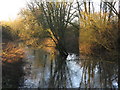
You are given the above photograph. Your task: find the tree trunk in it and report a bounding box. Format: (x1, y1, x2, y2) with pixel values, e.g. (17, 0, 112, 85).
(56, 41, 68, 58)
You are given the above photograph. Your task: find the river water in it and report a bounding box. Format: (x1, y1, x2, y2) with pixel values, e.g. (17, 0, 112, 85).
(19, 47, 118, 88)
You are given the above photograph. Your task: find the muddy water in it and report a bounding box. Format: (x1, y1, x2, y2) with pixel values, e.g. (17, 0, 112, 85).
(19, 48, 118, 88)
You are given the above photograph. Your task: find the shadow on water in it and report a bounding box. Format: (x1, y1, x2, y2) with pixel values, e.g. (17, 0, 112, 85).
(20, 48, 118, 88)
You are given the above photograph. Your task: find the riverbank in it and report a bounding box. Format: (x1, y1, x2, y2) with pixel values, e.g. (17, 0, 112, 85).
(2, 42, 25, 89)
(2, 24, 26, 89)
(2, 60, 25, 89)
(80, 49, 119, 63)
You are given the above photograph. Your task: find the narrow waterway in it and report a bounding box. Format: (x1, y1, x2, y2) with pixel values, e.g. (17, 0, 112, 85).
(19, 47, 118, 88)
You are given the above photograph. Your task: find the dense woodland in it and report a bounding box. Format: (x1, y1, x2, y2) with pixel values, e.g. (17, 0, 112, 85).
(1, 0, 119, 88)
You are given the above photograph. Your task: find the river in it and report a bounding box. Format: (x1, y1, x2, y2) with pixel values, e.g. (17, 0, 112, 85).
(19, 47, 118, 88)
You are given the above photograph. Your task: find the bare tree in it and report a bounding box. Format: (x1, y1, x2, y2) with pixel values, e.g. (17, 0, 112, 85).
(27, 0, 79, 57)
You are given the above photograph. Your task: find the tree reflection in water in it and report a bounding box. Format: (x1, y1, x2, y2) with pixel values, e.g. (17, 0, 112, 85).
(78, 57, 118, 88)
(22, 49, 118, 88)
(48, 55, 71, 88)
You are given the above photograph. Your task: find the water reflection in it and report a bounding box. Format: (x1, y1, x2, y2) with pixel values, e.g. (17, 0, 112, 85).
(20, 49, 118, 88)
(78, 58, 118, 88)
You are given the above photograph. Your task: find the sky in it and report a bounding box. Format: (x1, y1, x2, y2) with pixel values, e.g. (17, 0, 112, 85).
(0, 0, 30, 21)
(0, 0, 118, 21)
(0, 0, 99, 21)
